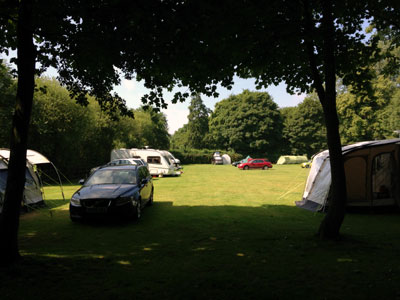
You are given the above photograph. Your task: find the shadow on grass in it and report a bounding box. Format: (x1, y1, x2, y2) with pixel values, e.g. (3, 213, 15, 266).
(3, 202, 400, 299)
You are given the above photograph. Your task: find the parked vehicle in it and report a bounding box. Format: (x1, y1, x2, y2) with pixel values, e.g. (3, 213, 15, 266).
(90, 158, 149, 174)
(69, 165, 153, 221)
(161, 150, 182, 170)
(108, 158, 148, 168)
(212, 151, 223, 165)
(238, 158, 272, 170)
(301, 161, 312, 168)
(111, 148, 180, 177)
(232, 155, 252, 167)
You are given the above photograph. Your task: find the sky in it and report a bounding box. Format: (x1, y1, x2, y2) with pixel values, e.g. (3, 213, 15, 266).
(1, 53, 306, 134)
(114, 77, 306, 134)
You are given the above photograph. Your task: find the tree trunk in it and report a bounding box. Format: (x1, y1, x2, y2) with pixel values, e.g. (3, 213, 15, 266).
(318, 96, 347, 238)
(317, 0, 347, 239)
(302, 0, 347, 239)
(0, 0, 35, 266)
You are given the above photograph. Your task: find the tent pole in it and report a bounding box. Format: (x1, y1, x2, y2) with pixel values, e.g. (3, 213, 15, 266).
(51, 162, 65, 201)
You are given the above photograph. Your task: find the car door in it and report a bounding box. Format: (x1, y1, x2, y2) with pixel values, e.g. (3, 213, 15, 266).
(248, 159, 258, 169)
(143, 167, 153, 200)
(138, 167, 151, 204)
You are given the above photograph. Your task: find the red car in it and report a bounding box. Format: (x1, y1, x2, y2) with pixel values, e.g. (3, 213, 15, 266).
(238, 158, 272, 170)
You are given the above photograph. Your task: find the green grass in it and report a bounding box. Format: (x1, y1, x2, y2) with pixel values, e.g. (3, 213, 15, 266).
(1, 164, 400, 299)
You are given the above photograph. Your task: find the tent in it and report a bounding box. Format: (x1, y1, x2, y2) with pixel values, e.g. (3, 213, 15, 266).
(222, 154, 231, 165)
(0, 149, 64, 213)
(296, 139, 400, 211)
(277, 155, 308, 165)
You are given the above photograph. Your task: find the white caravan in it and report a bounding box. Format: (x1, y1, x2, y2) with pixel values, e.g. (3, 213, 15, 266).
(111, 148, 180, 177)
(160, 150, 182, 170)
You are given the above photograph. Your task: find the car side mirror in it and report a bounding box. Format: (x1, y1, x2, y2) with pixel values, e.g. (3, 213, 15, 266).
(79, 179, 85, 185)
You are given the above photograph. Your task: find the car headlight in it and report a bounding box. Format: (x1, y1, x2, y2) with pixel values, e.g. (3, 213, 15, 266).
(115, 196, 133, 206)
(70, 195, 81, 207)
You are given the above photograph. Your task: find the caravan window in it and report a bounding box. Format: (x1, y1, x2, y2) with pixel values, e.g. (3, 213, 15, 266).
(147, 156, 161, 164)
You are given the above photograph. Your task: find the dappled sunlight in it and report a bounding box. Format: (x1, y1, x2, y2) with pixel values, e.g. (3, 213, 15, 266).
(117, 260, 131, 265)
(24, 231, 37, 238)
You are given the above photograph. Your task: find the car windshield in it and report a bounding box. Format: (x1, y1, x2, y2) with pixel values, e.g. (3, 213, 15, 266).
(85, 169, 137, 185)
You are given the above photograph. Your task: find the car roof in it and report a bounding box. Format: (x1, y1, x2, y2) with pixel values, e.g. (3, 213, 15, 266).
(112, 158, 138, 162)
(98, 165, 139, 171)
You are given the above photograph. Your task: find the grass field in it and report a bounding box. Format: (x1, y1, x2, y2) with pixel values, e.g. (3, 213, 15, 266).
(1, 164, 400, 299)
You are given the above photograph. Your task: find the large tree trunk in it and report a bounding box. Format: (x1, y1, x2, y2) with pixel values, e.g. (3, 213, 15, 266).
(0, 0, 35, 266)
(318, 96, 347, 238)
(317, 0, 347, 239)
(302, 0, 347, 239)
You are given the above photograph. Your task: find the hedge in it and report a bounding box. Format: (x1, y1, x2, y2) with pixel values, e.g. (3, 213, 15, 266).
(169, 149, 243, 164)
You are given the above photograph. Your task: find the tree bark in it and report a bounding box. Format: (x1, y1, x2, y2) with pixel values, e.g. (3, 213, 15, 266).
(0, 0, 35, 266)
(302, 0, 347, 239)
(317, 0, 347, 239)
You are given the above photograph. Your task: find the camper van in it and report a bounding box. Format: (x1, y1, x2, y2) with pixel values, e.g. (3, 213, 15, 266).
(297, 139, 400, 211)
(111, 148, 180, 177)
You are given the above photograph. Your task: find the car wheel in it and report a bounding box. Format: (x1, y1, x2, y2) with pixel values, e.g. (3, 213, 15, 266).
(263, 165, 269, 170)
(147, 190, 154, 206)
(244, 165, 249, 170)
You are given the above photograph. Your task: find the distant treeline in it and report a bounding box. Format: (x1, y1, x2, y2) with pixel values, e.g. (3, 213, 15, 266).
(1, 45, 399, 175)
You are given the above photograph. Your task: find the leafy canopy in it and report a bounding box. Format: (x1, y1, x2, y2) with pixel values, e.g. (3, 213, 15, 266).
(209, 90, 283, 157)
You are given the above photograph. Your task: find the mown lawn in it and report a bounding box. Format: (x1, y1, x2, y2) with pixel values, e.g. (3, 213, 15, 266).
(1, 164, 399, 299)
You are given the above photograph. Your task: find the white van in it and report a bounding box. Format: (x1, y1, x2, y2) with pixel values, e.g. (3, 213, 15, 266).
(111, 148, 180, 177)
